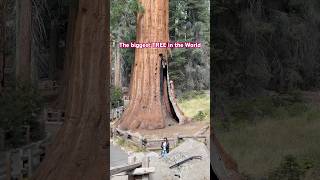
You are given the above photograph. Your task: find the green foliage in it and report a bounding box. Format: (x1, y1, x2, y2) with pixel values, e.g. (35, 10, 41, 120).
(168, 0, 210, 92)
(268, 155, 308, 180)
(217, 105, 320, 178)
(213, 0, 320, 99)
(193, 110, 208, 121)
(111, 0, 143, 86)
(178, 90, 210, 122)
(128, 0, 144, 14)
(0, 82, 44, 149)
(116, 137, 125, 146)
(305, 107, 320, 121)
(222, 92, 309, 125)
(111, 86, 123, 108)
(111, 0, 143, 28)
(115, 137, 146, 152)
(179, 90, 206, 100)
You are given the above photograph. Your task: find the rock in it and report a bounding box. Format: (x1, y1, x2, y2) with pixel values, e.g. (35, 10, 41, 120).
(146, 151, 160, 158)
(149, 139, 210, 180)
(126, 139, 210, 180)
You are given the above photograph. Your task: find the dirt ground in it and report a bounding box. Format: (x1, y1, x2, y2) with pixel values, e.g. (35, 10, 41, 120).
(131, 121, 210, 139)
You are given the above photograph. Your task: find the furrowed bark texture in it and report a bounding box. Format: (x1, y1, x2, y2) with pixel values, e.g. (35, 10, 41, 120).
(0, 0, 6, 90)
(55, 0, 78, 109)
(119, 0, 173, 130)
(15, 0, 31, 82)
(32, 0, 109, 179)
(114, 42, 122, 87)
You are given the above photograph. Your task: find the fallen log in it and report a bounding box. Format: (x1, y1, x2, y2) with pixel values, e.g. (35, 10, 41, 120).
(169, 156, 202, 169)
(130, 167, 155, 175)
(110, 162, 142, 176)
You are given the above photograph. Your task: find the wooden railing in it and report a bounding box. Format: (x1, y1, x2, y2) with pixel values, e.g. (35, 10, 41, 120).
(43, 108, 64, 137)
(38, 80, 59, 91)
(110, 156, 155, 179)
(38, 80, 59, 96)
(0, 137, 51, 180)
(112, 128, 208, 151)
(44, 108, 65, 123)
(110, 106, 124, 120)
(123, 96, 130, 108)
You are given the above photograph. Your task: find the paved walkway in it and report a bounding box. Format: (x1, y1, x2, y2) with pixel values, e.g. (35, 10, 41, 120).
(110, 144, 128, 167)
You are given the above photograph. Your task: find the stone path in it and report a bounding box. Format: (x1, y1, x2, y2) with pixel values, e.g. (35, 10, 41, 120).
(110, 144, 128, 167)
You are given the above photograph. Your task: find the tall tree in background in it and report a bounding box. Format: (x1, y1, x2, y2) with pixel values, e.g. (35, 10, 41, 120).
(48, 18, 58, 80)
(118, 0, 174, 130)
(0, 0, 8, 91)
(169, 0, 210, 92)
(32, 0, 109, 179)
(110, 0, 138, 88)
(213, 0, 320, 98)
(15, 0, 32, 82)
(114, 45, 122, 87)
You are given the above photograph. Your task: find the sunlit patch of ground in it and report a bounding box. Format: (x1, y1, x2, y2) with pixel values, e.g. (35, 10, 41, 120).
(217, 92, 320, 178)
(177, 91, 210, 122)
(136, 121, 209, 139)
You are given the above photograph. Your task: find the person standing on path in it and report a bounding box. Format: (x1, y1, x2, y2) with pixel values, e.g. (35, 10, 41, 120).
(161, 137, 170, 158)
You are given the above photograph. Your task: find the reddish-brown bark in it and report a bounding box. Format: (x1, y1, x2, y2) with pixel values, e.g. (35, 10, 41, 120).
(32, 0, 109, 179)
(0, 0, 6, 90)
(15, 0, 31, 82)
(211, 110, 242, 179)
(114, 42, 122, 87)
(54, 1, 78, 110)
(118, 0, 184, 130)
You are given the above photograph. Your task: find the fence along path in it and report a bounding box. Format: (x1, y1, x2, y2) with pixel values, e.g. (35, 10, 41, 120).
(112, 127, 208, 151)
(0, 137, 51, 180)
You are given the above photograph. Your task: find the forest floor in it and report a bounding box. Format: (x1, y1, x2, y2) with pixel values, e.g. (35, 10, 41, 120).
(216, 91, 320, 179)
(178, 90, 210, 122)
(135, 121, 209, 139)
(134, 91, 210, 138)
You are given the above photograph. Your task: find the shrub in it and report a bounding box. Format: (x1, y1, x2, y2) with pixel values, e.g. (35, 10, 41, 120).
(224, 92, 311, 126)
(193, 110, 208, 121)
(0, 82, 44, 149)
(179, 90, 206, 101)
(268, 155, 305, 180)
(111, 86, 123, 108)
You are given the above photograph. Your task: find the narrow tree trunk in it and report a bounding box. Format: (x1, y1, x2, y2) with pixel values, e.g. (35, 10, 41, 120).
(118, 0, 173, 130)
(48, 19, 58, 80)
(114, 41, 122, 88)
(211, 92, 241, 178)
(211, 127, 242, 179)
(32, 0, 109, 179)
(0, 1, 5, 91)
(15, 0, 31, 82)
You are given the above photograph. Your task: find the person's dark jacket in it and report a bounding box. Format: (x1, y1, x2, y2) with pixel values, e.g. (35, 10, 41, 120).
(161, 141, 170, 153)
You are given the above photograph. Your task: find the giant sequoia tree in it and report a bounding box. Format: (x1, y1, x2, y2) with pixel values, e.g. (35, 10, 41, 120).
(15, 0, 32, 82)
(118, 0, 185, 130)
(0, 0, 8, 91)
(32, 0, 109, 179)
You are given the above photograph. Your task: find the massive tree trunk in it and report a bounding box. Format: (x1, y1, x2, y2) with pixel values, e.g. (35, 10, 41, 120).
(55, 0, 78, 109)
(118, 0, 179, 130)
(32, 0, 109, 179)
(48, 19, 58, 80)
(0, 0, 6, 91)
(15, 0, 31, 82)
